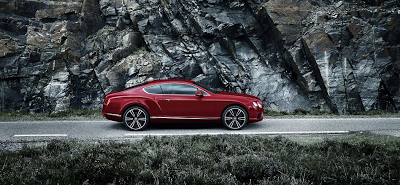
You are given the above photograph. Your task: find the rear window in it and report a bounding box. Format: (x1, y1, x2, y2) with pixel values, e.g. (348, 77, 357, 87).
(144, 85, 163, 94)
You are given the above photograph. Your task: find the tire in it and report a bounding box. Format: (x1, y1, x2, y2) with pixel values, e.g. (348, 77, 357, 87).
(222, 105, 248, 130)
(123, 106, 149, 131)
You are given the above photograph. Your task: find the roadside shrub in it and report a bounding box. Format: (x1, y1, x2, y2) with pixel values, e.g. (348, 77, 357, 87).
(294, 109, 310, 115)
(279, 111, 289, 115)
(228, 154, 282, 183)
(310, 110, 332, 115)
(352, 110, 393, 115)
(264, 109, 290, 116)
(1, 135, 400, 184)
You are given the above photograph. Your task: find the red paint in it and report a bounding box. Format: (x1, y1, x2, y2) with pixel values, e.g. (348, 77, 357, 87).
(102, 79, 263, 124)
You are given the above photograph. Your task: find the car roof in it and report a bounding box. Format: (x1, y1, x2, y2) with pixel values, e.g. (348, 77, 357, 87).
(147, 79, 194, 84)
(124, 79, 194, 91)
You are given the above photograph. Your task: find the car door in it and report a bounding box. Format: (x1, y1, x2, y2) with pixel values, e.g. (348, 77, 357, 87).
(142, 84, 167, 116)
(160, 83, 215, 119)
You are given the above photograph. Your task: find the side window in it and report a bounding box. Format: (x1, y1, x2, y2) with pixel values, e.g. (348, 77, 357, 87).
(161, 83, 198, 95)
(144, 85, 163, 94)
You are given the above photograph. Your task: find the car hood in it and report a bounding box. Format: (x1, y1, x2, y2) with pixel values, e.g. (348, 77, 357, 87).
(218, 91, 260, 100)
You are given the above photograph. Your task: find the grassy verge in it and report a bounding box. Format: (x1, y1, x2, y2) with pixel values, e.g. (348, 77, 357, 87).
(0, 109, 104, 121)
(1, 134, 399, 184)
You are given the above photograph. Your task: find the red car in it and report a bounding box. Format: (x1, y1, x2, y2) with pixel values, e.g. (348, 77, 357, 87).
(102, 79, 264, 130)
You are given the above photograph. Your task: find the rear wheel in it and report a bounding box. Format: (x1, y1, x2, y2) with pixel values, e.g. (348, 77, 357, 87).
(222, 106, 248, 130)
(123, 106, 149, 131)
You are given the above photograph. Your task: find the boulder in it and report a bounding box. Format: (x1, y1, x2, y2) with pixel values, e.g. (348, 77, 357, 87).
(1, 0, 399, 114)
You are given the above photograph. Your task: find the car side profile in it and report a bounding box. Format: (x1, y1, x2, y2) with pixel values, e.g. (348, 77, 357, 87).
(102, 79, 264, 130)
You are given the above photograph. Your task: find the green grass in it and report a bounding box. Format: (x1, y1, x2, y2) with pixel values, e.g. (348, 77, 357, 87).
(264, 109, 336, 117)
(0, 109, 104, 121)
(1, 134, 400, 184)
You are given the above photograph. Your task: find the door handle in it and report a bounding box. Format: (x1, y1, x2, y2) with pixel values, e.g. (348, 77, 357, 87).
(165, 99, 171, 102)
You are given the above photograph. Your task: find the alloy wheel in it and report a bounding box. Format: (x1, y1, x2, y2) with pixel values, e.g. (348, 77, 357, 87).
(222, 106, 248, 130)
(123, 106, 149, 131)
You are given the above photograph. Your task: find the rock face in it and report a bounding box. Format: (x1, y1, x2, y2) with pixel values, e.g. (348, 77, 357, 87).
(0, 0, 399, 114)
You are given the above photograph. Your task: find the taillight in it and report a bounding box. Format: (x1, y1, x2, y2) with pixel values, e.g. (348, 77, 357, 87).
(104, 96, 110, 105)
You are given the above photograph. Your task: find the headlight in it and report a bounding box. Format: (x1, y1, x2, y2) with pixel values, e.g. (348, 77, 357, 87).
(253, 102, 258, 107)
(257, 101, 262, 108)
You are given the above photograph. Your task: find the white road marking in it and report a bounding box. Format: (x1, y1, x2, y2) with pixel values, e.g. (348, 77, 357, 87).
(124, 131, 350, 137)
(13, 134, 68, 137)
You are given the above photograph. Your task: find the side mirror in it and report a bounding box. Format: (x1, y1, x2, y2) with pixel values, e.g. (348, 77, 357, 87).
(195, 90, 203, 97)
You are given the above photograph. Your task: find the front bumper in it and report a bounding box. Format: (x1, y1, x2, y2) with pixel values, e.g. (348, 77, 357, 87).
(248, 108, 264, 123)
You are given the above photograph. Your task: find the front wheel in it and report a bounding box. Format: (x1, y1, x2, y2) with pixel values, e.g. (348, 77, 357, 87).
(222, 106, 248, 130)
(123, 106, 149, 131)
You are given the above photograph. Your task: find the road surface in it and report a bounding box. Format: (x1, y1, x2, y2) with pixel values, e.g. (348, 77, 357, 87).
(1, 118, 400, 142)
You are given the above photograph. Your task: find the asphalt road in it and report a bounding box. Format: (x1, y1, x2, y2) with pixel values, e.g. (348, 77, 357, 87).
(1, 118, 400, 142)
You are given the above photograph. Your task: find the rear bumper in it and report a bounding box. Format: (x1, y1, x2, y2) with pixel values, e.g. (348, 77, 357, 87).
(102, 107, 122, 122)
(103, 113, 122, 122)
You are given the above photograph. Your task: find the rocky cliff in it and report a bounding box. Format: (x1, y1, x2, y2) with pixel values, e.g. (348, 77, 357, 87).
(0, 0, 399, 114)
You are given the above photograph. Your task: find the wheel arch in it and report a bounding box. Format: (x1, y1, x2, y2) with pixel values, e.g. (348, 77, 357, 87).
(122, 103, 150, 117)
(119, 96, 155, 115)
(220, 103, 249, 118)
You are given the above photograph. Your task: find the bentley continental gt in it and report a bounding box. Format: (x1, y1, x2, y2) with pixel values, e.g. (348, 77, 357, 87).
(102, 79, 264, 130)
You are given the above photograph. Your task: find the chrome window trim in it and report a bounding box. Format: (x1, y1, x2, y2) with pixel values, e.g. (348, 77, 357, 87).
(161, 83, 210, 96)
(143, 83, 210, 96)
